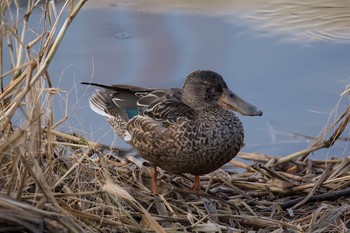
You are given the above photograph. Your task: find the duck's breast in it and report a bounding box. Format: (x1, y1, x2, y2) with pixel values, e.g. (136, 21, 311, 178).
(150, 108, 244, 175)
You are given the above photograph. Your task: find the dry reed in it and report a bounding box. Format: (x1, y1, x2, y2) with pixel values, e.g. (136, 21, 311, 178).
(1, 1, 350, 232)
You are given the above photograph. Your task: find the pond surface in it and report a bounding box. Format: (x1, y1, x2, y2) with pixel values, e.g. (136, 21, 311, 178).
(14, 1, 350, 158)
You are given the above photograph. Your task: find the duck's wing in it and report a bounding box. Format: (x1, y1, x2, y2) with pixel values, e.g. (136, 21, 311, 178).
(83, 82, 196, 144)
(137, 88, 196, 126)
(124, 89, 197, 164)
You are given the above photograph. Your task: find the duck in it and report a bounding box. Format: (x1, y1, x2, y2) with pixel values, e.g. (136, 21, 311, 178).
(82, 70, 262, 193)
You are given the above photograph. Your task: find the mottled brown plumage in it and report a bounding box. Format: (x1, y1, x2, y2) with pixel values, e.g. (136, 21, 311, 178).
(127, 106, 243, 175)
(82, 70, 262, 193)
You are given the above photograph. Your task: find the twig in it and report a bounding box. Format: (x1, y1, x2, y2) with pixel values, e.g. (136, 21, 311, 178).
(280, 187, 350, 210)
(272, 106, 350, 166)
(291, 164, 332, 209)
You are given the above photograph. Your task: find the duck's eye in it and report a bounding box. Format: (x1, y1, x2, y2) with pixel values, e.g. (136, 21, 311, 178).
(205, 87, 214, 100)
(206, 87, 212, 95)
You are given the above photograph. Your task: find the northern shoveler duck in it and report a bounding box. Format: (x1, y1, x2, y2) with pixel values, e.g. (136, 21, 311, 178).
(82, 70, 262, 193)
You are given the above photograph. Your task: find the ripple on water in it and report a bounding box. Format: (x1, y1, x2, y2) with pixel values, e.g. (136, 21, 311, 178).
(114, 32, 131, 39)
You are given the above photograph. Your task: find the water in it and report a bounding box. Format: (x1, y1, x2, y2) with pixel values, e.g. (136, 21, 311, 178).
(5, 1, 350, 159)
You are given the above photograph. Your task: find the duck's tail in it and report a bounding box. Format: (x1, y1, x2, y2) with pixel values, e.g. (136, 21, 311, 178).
(82, 82, 144, 138)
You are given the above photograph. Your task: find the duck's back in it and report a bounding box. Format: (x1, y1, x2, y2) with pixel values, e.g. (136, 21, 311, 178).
(86, 83, 184, 138)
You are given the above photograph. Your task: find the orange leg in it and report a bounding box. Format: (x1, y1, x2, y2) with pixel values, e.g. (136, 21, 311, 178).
(151, 167, 158, 194)
(192, 175, 201, 191)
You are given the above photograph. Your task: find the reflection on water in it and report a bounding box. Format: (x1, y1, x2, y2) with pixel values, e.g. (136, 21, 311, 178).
(87, 0, 350, 43)
(239, 1, 350, 43)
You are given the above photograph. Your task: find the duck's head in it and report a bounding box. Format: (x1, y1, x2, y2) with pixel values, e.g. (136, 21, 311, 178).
(182, 70, 263, 116)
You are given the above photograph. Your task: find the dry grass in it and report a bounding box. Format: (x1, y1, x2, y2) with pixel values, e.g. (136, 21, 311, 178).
(1, 1, 350, 232)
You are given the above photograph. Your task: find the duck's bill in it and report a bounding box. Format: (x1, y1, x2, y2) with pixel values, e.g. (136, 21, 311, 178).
(218, 88, 263, 116)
